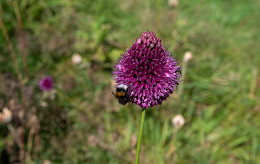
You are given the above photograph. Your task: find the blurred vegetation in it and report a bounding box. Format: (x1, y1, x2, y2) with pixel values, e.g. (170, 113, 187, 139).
(0, 0, 260, 163)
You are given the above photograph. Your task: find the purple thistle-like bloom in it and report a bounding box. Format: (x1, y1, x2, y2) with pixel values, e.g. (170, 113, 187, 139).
(113, 31, 182, 108)
(39, 76, 53, 91)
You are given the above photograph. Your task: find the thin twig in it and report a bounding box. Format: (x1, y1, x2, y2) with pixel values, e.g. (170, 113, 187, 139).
(25, 127, 34, 163)
(7, 124, 23, 149)
(0, 6, 25, 104)
(0, 72, 8, 94)
(0, 5, 26, 164)
(12, 1, 29, 78)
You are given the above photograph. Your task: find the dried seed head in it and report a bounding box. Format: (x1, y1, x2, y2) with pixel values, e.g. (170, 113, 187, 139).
(71, 53, 82, 64)
(172, 114, 185, 129)
(183, 51, 193, 63)
(169, 0, 179, 7)
(0, 107, 12, 124)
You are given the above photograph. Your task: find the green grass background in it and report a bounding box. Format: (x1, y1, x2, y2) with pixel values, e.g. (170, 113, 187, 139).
(0, 0, 260, 163)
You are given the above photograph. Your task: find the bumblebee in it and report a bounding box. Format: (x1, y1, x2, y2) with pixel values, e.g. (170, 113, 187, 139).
(175, 67, 182, 75)
(112, 84, 130, 105)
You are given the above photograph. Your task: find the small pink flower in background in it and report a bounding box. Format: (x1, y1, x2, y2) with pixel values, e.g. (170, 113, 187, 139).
(39, 76, 53, 91)
(172, 114, 185, 129)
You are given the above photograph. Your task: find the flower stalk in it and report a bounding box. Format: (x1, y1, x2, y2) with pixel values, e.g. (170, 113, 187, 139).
(135, 108, 146, 164)
(113, 32, 181, 163)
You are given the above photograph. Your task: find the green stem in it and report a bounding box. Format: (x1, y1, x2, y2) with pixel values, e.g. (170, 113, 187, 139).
(135, 108, 146, 164)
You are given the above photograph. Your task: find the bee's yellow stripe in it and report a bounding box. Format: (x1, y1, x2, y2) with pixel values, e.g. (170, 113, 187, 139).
(116, 92, 125, 96)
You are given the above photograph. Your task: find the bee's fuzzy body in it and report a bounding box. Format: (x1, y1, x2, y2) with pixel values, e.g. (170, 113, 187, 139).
(112, 84, 130, 105)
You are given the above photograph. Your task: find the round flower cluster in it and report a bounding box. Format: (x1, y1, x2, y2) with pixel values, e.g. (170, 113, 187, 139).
(39, 76, 53, 91)
(113, 32, 182, 108)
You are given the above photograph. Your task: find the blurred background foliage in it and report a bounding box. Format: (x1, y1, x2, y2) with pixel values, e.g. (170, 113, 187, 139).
(0, 0, 260, 163)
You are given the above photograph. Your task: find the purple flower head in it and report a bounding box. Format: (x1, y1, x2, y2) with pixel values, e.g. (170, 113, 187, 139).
(39, 76, 53, 91)
(113, 31, 182, 108)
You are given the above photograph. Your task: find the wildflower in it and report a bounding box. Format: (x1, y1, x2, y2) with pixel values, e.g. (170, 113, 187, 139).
(39, 76, 53, 91)
(113, 31, 182, 108)
(71, 53, 82, 64)
(0, 107, 12, 124)
(172, 114, 185, 129)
